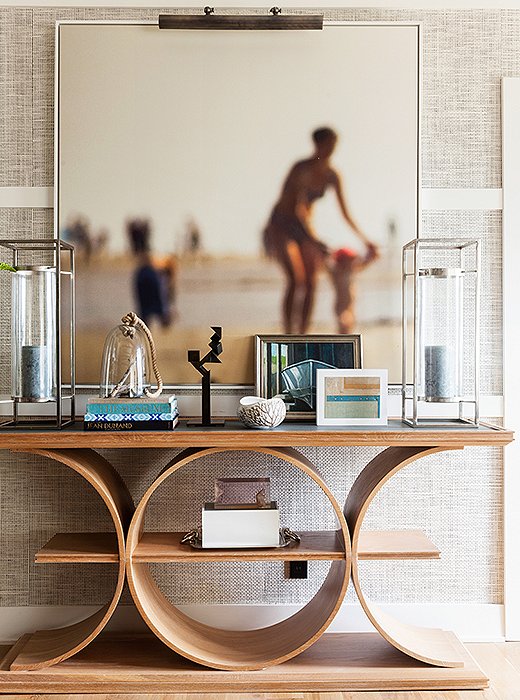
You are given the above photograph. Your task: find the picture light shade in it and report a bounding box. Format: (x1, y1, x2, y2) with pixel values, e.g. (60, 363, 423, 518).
(158, 14, 324, 30)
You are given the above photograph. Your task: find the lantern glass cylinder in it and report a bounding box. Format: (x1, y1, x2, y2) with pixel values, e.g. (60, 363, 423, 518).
(11, 266, 57, 402)
(417, 268, 463, 403)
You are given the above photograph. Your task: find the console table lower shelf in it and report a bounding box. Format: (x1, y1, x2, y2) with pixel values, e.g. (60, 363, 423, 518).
(0, 632, 488, 692)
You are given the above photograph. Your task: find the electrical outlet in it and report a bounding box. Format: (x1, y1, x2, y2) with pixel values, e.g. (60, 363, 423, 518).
(285, 560, 308, 579)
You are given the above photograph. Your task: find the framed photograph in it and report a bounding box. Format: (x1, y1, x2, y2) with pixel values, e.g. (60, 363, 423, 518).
(57, 22, 420, 388)
(255, 335, 362, 420)
(316, 369, 388, 426)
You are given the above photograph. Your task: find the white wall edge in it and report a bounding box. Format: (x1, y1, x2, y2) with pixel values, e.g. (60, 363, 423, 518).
(0, 187, 53, 208)
(502, 77, 520, 641)
(421, 188, 503, 210)
(0, 187, 504, 212)
(0, 602, 504, 644)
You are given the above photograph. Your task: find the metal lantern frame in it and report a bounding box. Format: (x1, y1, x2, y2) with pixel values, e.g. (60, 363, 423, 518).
(402, 238, 480, 428)
(0, 239, 75, 428)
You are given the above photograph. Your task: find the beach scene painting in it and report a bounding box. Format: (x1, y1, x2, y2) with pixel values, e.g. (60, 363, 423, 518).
(316, 369, 388, 426)
(58, 23, 419, 385)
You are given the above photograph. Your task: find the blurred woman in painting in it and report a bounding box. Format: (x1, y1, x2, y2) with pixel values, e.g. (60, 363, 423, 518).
(263, 127, 377, 334)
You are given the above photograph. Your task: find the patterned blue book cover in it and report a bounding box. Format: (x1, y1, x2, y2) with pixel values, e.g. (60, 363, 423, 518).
(85, 410, 179, 423)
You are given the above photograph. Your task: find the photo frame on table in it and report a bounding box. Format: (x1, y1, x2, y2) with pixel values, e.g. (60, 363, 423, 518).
(255, 335, 362, 420)
(316, 369, 388, 426)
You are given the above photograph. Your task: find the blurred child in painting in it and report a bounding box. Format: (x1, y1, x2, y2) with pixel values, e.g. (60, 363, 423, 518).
(328, 243, 379, 334)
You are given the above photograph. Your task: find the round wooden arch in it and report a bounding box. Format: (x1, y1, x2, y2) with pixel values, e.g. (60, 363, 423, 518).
(344, 445, 465, 668)
(126, 446, 351, 671)
(10, 448, 133, 671)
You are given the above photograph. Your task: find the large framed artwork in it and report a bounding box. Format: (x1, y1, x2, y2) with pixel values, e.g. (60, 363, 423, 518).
(57, 21, 421, 386)
(256, 334, 362, 419)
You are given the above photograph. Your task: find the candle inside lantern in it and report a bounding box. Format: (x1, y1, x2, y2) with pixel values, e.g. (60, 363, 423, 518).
(423, 345, 457, 402)
(21, 345, 53, 401)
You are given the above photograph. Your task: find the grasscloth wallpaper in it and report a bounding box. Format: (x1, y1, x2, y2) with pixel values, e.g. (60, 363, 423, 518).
(0, 7, 509, 608)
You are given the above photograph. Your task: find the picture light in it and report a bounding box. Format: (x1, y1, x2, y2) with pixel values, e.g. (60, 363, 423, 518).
(158, 7, 324, 30)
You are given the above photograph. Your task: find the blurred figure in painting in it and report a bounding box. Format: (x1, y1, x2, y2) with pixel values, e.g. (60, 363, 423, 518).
(263, 126, 377, 334)
(126, 218, 176, 328)
(328, 243, 379, 334)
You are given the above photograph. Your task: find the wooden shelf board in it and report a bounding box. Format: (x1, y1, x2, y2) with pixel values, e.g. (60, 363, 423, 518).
(35, 533, 119, 563)
(0, 633, 487, 692)
(358, 529, 441, 560)
(1, 418, 513, 450)
(133, 530, 346, 562)
(35, 529, 440, 564)
(134, 529, 441, 562)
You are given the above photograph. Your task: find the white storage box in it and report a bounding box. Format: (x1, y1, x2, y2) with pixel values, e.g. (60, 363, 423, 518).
(202, 503, 280, 548)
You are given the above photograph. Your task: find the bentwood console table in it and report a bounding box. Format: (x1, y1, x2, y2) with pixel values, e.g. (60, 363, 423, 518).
(0, 420, 513, 693)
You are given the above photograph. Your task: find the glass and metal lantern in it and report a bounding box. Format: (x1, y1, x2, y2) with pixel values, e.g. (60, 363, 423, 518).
(0, 239, 75, 428)
(402, 239, 480, 427)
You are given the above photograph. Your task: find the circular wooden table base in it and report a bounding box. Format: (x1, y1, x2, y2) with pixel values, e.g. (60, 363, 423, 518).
(126, 446, 352, 670)
(7, 441, 478, 671)
(344, 445, 465, 668)
(9, 448, 134, 671)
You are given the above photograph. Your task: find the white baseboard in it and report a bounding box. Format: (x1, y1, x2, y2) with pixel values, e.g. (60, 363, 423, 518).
(0, 602, 504, 645)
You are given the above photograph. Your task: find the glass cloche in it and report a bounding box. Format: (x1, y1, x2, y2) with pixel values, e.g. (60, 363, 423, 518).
(99, 319, 153, 398)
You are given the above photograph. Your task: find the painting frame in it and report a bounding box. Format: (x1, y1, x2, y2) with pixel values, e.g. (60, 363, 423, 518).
(316, 368, 388, 426)
(255, 334, 362, 420)
(56, 20, 422, 390)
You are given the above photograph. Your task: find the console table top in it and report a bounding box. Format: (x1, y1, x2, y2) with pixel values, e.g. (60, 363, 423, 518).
(0, 419, 513, 449)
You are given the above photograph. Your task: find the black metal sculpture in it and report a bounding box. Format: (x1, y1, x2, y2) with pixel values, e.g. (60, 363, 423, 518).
(187, 326, 224, 427)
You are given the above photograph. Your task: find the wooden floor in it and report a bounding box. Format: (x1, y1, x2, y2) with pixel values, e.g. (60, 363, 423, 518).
(0, 642, 519, 699)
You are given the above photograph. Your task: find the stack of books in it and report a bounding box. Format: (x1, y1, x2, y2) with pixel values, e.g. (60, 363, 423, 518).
(84, 395, 179, 431)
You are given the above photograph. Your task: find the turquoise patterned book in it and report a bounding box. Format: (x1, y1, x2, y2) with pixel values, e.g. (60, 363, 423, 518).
(86, 395, 177, 416)
(84, 411, 179, 423)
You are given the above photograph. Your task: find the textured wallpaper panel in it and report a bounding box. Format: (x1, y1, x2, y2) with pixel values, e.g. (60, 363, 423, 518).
(0, 8, 32, 186)
(0, 452, 29, 600)
(420, 10, 502, 188)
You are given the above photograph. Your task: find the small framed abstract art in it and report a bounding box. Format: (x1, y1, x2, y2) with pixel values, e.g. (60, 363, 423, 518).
(316, 369, 388, 426)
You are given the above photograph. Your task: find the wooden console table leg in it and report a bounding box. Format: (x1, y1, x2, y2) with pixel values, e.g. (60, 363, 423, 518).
(344, 445, 465, 668)
(8, 448, 134, 671)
